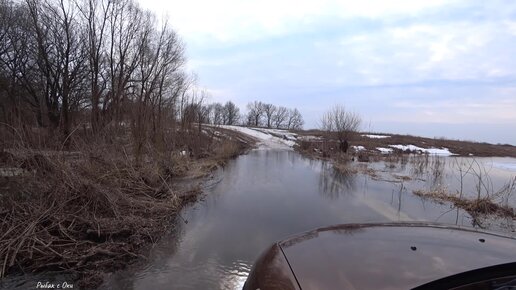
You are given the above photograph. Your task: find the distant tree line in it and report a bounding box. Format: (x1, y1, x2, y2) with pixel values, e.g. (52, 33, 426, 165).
(190, 100, 241, 126)
(0, 0, 305, 157)
(245, 101, 304, 130)
(0, 0, 207, 153)
(186, 100, 304, 130)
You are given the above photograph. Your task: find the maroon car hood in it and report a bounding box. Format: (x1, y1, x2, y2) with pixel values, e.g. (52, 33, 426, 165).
(279, 223, 516, 290)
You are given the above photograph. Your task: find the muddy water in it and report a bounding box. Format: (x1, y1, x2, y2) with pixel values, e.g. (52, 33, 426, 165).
(100, 150, 516, 290)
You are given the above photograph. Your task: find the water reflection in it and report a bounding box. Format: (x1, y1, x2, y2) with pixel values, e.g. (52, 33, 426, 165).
(318, 163, 356, 199)
(99, 151, 515, 290)
(386, 155, 516, 230)
(390, 182, 405, 216)
(102, 150, 391, 289)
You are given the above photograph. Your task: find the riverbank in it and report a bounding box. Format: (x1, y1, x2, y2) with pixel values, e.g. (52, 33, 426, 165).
(295, 130, 516, 158)
(0, 126, 255, 288)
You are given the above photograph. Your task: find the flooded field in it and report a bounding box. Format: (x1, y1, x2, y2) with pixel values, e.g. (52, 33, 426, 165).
(99, 150, 516, 290)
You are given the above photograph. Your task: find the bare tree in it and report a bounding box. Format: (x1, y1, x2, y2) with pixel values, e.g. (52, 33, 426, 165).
(273, 106, 288, 129)
(77, 0, 110, 132)
(263, 103, 276, 128)
(0, 0, 193, 152)
(287, 108, 304, 130)
(106, 0, 145, 127)
(199, 104, 211, 124)
(223, 101, 239, 125)
(246, 101, 264, 127)
(320, 105, 361, 153)
(210, 102, 223, 125)
(0, 0, 32, 126)
(24, 0, 87, 137)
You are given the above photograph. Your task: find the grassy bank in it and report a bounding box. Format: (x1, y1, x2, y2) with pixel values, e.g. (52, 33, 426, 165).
(0, 126, 253, 288)
(294, 130, 516, 158)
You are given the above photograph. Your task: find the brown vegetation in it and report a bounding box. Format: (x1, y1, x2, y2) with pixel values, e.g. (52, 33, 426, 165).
(320, 105, 361, 153)
(356, 133, 516, 157)
(0, 126, 251, 288)
(0, 0, 254, 286)
(413, 188, 515, 220)
(245, 101, 303, 129)
(295, 129, 516, 157)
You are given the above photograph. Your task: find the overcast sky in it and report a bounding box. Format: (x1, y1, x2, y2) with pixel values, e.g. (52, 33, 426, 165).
(138, 0, 516, 145)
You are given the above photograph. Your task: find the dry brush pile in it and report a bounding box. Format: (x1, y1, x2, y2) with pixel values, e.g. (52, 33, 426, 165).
(1, 150, 178, 286)
(0, 128, 249, 288)
(0, 0, 253, 286)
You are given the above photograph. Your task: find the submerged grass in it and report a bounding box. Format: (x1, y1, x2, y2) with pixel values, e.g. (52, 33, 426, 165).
(413, 185, 516, 220)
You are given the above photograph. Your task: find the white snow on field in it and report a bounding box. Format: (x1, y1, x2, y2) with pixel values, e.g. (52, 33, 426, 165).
(352, 145, 366, 151)
(389, 144, 425, 152)
(425, 148, 454, 155)
(297, 135, 322, 141)
(362, 134, 390, 139)
(218, 125, 295, 149)
(377, 147, 394, 154)
(260, 128, 296, 136)
(388, 144, 454, 156)
(253, 128, 298, 141)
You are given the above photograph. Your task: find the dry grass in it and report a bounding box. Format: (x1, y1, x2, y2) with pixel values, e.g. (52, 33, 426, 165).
(214, 140, 246, 161)
(332, 160, 358, 175)
(0, 148, 185, 286)
(413, 189, 515, 219)
(0, 125, 252, 288)
(295, 129, 516, 157)
(362, 133, 516, 157)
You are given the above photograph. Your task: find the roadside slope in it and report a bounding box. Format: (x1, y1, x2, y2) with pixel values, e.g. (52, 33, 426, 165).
(217, 125, 295, 150)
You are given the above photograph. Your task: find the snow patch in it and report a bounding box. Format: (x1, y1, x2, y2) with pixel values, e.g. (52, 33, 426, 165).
(389, 144, 425, 152)
(425, 148, 454, 156)
(352, 145, 366, 151)
(362, 134, 390, 139)
(218, 125, 295, 150)
(377, 147, 394, 154)
(254, 128, 298, 141)
(298, 135, 322, 141)
(388, 144, 454, 156)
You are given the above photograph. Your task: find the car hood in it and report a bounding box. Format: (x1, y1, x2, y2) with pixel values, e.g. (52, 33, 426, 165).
(278, 223, 516, 290)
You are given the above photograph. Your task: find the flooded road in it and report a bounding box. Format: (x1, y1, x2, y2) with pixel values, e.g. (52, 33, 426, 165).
(101, 149, 515, 290)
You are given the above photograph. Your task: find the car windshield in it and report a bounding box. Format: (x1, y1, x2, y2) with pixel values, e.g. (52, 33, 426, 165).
(415, 263, 516, 290)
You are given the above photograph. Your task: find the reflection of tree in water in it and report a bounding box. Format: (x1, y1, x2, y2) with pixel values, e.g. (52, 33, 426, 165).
(287, 150, 298, 166)
(318, 162, 356, 199)
(106, 214, 186, 289)
(409, 154, 430, 178)
(428, 156, 446, 190)
(147, 214, 186, 268)
(409, 155, 446, 189)
(390, 182, 405, 216)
